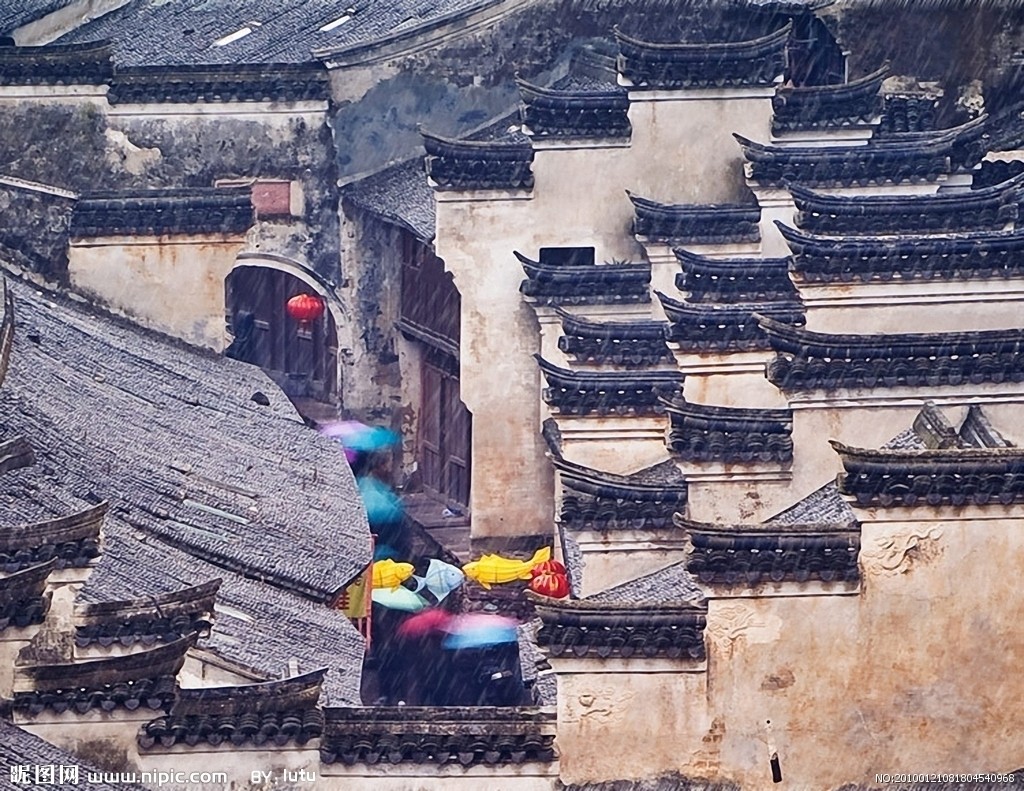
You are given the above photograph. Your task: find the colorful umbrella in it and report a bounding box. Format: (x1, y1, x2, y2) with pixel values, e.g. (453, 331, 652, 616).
(396, 608, 456, 639)
(439, 613, 519, 650)
(319, 420, 400, 455)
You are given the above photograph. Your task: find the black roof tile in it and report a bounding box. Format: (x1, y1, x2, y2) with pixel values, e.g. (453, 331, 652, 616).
(343, 159, 435, 242)
(79, 530, 365, 705)
(55, 0, 499, 67)
(0, 279, 369, 600)
(0, 719, 148, 791)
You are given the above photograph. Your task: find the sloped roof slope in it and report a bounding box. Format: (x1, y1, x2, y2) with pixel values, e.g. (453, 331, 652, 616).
(54, 0, 500, 67)
(0, 279, 369, 599)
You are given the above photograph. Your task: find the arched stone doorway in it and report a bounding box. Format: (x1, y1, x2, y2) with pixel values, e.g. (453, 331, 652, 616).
(225, 255, 339, 404)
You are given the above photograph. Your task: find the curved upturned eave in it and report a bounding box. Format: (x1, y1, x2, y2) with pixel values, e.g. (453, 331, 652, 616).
(776, 221, 1024, 257)
(789, 172, 1024, 213)
(555, 307, 667, 340)
(774, 61, 890, 106)
(614, 22, 791, 58)
(757, 313, 1024, 357)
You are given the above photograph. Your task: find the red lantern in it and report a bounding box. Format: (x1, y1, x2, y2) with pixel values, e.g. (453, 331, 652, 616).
(529, 570, 569, 599)
(531, 559, 567, 578)
(286, 293, 325, 325)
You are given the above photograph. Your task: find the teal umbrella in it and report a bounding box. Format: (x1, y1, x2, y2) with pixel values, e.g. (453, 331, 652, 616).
(357, 475, 404, 528)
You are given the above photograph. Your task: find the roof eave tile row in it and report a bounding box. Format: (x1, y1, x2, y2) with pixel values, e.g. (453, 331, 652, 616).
(833, 440, 1024, 507)
(320, 707, 557, 766)
(0, 42, 331, 103)
(760, 316, 1024, 391)
(615, 24, 790, 90)
(532, 595, 707, 660)
(423, 130, 534, 192)
(677, 517, 860, 586)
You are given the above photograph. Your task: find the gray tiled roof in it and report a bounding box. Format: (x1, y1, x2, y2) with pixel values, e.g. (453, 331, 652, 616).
(766, 482, 855, 526)
(517, 618, 556, 706)
(0, 719, 148, 791)
(0, 279, 370, 599)
(585, 560, 703, 606)
(0, 1, 77, 35)
(80, 530, 364, 705)
(343, 159, 435, 242)
(54, 0, 499, 67)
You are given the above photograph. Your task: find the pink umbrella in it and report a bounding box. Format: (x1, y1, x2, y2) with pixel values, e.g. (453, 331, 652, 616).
(396, 608, 456, 639)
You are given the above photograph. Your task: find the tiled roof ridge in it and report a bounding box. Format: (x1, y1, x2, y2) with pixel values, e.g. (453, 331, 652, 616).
(108, 61, 330, 104)
(834, 438, 1024, 507)
(518, 250, 652, 306)
(531, 593, 707, 660)
(759, 314, 1024, 356)
(664, 396, 793, 464)
(0, 40, 113, 86)
(778, 221, 1024, 282)
(616, 22, 789, 91)
(659, 290, 805, 352)
(0, 558, 55, 631)
(13, 633, 196, 715)
(630, 192, 761, 245)
(70, 188, 254, 238)
(320, 705, 557, 766)
(536, 353, 683, 417)
(678, 517, 861, 586)
(760, 314, 1024, 389)
(555, 307, 672, 368)
(771, 61, 889, 132)
(674, 249, 799, 304)
(736, 115, 989, 186)
(517, 75, 631, 140)
(0, 502, 106, 573)
(555, 455, 687, 532)
(790, 175, 1023, 235)
(422, 127, 534, 191)
(74, 579, 220, 649)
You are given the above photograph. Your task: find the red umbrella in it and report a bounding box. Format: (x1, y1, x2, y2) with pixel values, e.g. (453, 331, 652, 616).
(396, 608, 455, 639)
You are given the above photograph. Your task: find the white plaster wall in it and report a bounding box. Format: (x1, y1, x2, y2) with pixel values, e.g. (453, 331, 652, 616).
(552, 662, 710, 784)
(571, 530, 689, 597)
(68, 235, 246, 351)
(697, 511, 1024, 789)
(435, 90, 776, 539)
(800, 277, 1024, 335)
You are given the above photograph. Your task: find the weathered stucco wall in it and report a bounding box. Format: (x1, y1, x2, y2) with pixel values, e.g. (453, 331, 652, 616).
(552, 662, 710, 783)
(68, 234, 246, 351)
(697, 509, 1024, 788)
(0, 90, 340, 319)
(329, 0, 783, 182)
(550, 506, 1024, 789)
(337, 206, 406, 423)
(435, 90, 774, 538)
(105, 105, 339, 282)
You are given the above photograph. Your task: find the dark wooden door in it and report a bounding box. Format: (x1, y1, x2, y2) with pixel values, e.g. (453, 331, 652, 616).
(225, 267, 338, 402)
(420, 355, 471, 507)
